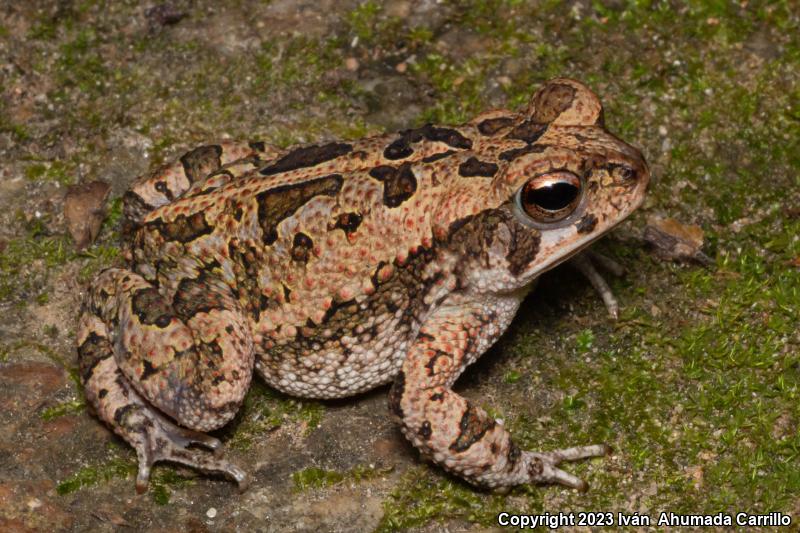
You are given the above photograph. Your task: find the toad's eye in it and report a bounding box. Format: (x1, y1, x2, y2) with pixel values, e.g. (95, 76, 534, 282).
(517, 171, 583, 223)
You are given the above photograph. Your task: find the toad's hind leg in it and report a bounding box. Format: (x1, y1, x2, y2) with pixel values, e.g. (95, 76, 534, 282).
(77, 268, 254, 492)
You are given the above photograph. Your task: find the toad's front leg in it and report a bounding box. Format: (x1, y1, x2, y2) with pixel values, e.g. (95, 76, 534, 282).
(389, 299, 610, 490)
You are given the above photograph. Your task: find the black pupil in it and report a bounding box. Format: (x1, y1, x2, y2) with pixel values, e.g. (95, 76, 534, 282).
(527, 181, 579, 211)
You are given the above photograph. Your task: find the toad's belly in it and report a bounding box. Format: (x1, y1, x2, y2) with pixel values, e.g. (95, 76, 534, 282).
(254, 310, 419, 399)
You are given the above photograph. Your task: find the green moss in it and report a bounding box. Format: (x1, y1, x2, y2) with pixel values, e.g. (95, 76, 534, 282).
(666, 241, 800, 509)
(77, 244, 121, 283)
(293, 466, 345, 491)
(148, 135, 180, 166)
(575, 328, 595, 353)
(227, 381, 325, 450)
(345, 1, 413, 51)
(0, 121, 30, 141)
(57, 29, 109, 94)
(29, 20, 59, 41)
(411, 53, 496, 124)
(148, 468, 194, 505)
(407, 26, 434, 45)
(57, 451, 191, 505)
(448, 0, 529, 36)
(23, 160, 73, 185)
(40, 398, 85, 421)
(255, 37, 344, 89)
(0, 223, 75, 304)
(292, 464, 389, 492)
(56, 456, 136, 496)
(346, 1, 383, 42)
(376, 469, 511, 531)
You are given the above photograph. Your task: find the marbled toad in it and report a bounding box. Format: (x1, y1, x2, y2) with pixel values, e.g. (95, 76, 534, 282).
(77, 79, 649, 493)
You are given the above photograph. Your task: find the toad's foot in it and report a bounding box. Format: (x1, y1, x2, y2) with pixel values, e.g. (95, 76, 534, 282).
(523, 444, 612, 491)
(130, 403, 249, 494)
(103, 360, 248, 494)
(569, 250, 626, 319)
(78, 314, 248, 494)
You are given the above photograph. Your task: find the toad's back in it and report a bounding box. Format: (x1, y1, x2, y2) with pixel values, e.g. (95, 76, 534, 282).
(126, 115, 544, 398)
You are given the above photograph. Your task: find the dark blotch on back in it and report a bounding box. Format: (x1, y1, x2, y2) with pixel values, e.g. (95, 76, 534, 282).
(368, 166, 395, 181)
(371, 163, 418, 207)
(291, 232, 314, 263)
(256, 174, 343, 244)
(422, 150, 456, 163)
(477, 116, 514, 135)
(506, 120, 548, 144)
(423, 126, 473, 149)
(148, 212, 214, 243)
(499, 144, 548, 162)
(260, 142, 353, 176)
(329, 212, 363, 235)
(458, 157, 499, 177)
(383, 125, 472, 160)
(173, 272, 228, 319)
(131, 287, 173, 328)
(180, 144, 223, 183)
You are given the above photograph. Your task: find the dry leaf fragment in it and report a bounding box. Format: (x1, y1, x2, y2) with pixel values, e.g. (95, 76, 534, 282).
(644, 216, 712, 265)
(64, 180, 111, 250)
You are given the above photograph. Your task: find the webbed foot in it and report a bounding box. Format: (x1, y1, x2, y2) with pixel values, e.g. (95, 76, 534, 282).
(131, 406, 249, 494)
